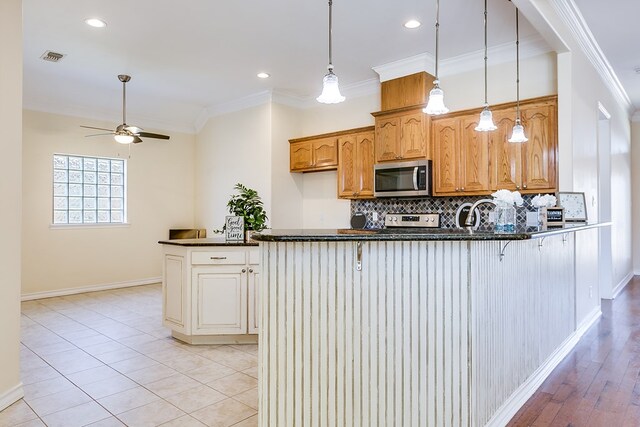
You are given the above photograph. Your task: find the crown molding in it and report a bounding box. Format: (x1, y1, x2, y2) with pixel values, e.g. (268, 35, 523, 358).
(194, 90, 273, 132)
(372, 35, 551, 83)
(550, 0, 633, 114)
(23, 99, 196, 135)
(632, 111, 640, 123)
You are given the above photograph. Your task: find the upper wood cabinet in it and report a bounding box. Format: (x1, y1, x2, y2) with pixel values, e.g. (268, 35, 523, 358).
(289, 135, 338, 172)
(337, 128, 375, 199)
(372, 106, 429, 163)
(432, 95, 558, 196)
(432, 115, 491, 195)
(380, 72, 435, 111)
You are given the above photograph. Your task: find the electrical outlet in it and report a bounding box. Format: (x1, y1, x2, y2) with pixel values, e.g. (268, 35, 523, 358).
(488, 212, 497, 223)
(372, 212, 379, 221)
(589, 286, 593, 298)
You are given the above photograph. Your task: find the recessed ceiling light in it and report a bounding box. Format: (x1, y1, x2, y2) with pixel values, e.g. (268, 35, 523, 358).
(404, 19, 421, 29)
(85, 18, 107, 28)
(257, 72, 270, 79)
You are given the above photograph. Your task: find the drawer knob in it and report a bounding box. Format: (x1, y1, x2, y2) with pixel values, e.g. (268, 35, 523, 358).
(242, 268, 247, 273)
(249, 268, 254, 273)
(210, 256, 227, 260)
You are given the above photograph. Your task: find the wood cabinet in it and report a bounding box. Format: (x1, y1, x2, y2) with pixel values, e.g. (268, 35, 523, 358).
(432, 115, 491, 195)
(372, 106, 429, 163)
(380, 71, 435, 111)
(162, 244, 260, 344)
(337, 128, 375, 199)
(432, 96, 557, 196)
(290, 136, 338, 172)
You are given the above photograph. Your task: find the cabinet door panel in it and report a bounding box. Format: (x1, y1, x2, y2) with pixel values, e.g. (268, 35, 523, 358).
(356, 132, 375, 197)
(337, 135, 356, 198)
(433, 118, 459, 194)
(522, 105, 557, 191)
(290, 142, 313, 171)
(312, 137, 338, 168)
(248, 269, 260, 334)
(399, 113, 426, 160)
(193, 268, 247, 335)
(164, 255, 186, 331)
(459, 117, 491, 192)
(491, 112, 521, 191)
(375, 117, 400, 162)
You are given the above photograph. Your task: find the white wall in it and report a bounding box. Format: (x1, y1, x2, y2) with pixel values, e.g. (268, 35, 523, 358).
(0, 0, 23, 410)
(631, 121, 640, 273)
(195, 104, 272, 232)
(22, 110, 196, 296)
(523, 0, 633, 322)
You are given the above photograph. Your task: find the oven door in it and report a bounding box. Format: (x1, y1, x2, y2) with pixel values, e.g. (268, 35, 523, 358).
(374, 160, 431, 197)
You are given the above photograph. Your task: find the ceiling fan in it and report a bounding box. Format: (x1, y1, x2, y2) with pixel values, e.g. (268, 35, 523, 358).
(81, 74, 170, 144)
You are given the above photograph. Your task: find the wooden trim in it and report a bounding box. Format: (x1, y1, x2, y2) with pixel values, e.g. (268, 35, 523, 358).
(289, 126, 375, 144)
(371, 104, 427, 117)
(431, 95, 558, 122)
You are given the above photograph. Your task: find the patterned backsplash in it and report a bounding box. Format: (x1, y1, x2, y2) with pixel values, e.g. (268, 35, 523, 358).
(351, 195, 540, 229)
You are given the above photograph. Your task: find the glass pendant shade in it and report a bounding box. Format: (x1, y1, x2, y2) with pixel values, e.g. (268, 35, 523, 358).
(423, 82, 449, 115)
(114, 133, 134, 144)
(317, 70, 345, 104)
(475, 107, 497, 131)
(508, 120, 528, 142)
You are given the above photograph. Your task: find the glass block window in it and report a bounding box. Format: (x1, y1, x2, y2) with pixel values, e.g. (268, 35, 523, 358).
(53, 154, 127, 225)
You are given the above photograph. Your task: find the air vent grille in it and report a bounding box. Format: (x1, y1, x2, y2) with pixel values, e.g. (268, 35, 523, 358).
(40, 51, 65, 62)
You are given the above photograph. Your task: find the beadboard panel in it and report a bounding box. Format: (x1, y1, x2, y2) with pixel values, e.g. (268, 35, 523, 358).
(259, 235, 576, 427)
(259, 240, 471, 427)
(469, 234, 575, 426)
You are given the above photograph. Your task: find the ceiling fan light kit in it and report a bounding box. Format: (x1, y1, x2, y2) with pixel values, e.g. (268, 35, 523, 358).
(475, 0, 497, 132)
(317, 0, 345, 104)
(424, 0, 449, 115)
(81, 74, 170, 144)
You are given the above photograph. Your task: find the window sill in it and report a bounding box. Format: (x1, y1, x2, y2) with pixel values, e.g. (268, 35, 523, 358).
(49, 223, 131, 230)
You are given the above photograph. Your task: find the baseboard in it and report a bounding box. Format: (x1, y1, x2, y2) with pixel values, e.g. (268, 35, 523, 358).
(21, 277, 162, 301)
(0, 382, 24, 412)
(611, 272, 634, 299)
(485, 307, 602, 427)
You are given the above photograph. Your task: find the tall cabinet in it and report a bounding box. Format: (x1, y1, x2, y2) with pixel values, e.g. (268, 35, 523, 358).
(337, 127, 375, 199)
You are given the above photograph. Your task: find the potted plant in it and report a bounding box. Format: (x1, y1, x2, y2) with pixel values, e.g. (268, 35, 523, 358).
(224, 183, 268, 241)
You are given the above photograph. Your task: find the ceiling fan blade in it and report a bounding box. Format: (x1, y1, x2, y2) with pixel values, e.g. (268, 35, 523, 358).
(137, 132, 170, 140)
(81, 125, 114, 132)
(132, 136, 143, 144)
(85, 133, 114, 137)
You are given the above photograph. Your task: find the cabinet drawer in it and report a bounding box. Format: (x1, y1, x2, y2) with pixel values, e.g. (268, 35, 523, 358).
(192, 251, 246, 265)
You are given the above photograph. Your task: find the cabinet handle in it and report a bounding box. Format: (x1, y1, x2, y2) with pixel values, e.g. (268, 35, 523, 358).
(249, 268, 254, 273)
(516, 185, 520, 190)
(242, 268, 247, 273)
(210, 256, 227, 260)
(455, 188, 459, 192)
(523, 184, 527, 189)
(461, 187, 465, 191)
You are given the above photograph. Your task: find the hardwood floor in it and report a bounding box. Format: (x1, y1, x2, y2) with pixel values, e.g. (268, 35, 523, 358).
(508, 276, 640, 427)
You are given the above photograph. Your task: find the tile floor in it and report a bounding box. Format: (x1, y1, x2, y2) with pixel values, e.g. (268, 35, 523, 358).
(0, 284, 258, 427)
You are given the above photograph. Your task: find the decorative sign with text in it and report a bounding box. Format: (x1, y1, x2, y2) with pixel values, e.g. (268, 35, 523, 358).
(225, 216, 245, 241)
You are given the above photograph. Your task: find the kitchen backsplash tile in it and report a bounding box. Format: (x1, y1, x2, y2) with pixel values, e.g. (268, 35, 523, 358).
(351, 195, 540, 229)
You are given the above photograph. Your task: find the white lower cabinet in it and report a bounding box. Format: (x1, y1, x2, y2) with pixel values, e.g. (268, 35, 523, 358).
(162, 244, 259, 344)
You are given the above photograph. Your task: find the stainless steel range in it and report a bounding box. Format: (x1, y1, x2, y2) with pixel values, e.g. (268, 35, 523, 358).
(384, 213, 441, 228)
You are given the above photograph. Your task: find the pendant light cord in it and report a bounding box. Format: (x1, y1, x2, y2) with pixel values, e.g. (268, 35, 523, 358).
(122, 80, 127, 124)
(328, 0, 333, 70)
(483, 0, 488, 106)
(515, 8, 521, 121)
(435, 0, 440, 81)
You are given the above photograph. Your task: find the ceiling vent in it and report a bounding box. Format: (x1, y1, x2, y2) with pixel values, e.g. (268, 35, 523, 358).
(40, 51, 65, 63)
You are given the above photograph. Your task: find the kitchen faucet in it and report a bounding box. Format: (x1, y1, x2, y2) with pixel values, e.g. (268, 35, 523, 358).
(464, 199, 496, 227)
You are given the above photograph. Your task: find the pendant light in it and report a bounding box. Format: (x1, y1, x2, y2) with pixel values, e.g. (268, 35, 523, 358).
(508, 8, 528, 143)
(475, 0, 497, 131)
(423, 0, 449, 115)
(316, 0, 345, 104)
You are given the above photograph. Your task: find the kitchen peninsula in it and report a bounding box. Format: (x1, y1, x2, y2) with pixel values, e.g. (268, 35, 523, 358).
(252, 223, 608, 427)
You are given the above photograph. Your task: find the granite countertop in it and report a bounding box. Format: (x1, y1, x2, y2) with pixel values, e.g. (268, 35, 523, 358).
(158, 237, 259, 247)
(250, 222, 610, 242)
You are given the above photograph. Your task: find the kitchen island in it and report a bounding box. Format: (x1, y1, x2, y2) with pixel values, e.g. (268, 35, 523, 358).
(252, 223, 608, 427)
(158, 237, 260, 344)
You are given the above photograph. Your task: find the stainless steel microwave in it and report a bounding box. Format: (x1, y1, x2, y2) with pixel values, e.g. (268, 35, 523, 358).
(374, 160, 432, 198)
